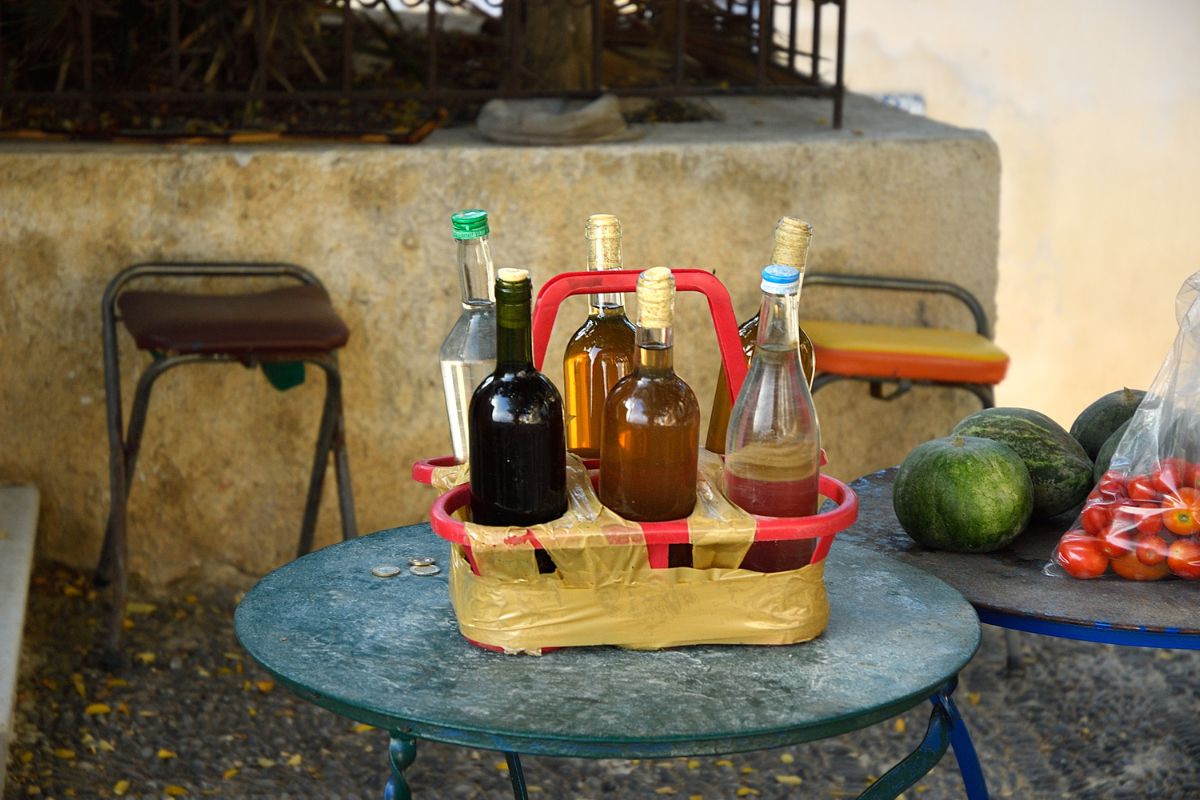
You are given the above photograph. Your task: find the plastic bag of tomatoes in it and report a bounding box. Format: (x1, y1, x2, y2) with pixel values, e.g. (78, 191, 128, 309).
(1053, 271, 1200, 582)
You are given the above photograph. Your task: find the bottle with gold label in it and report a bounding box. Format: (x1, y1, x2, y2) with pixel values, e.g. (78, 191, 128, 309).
(563, 214, 637, 458)
(725, 265, 821, 572)
(705, 217, 816, 454)
(468, 269, 567, 575)
(600, 268, 700, 568)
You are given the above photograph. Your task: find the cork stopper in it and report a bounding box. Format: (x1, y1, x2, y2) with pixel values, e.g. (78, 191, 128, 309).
(585, 214, 622, 272)
(771, 217, 814, 271)
(637, 267, 675, 328)
(497, 267, 529, 284)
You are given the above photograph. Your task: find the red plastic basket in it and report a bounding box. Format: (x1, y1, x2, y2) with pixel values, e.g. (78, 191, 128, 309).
(411, 268, 858, 573)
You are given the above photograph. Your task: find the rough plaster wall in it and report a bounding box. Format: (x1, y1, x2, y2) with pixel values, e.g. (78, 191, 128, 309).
(0, 95, 998, 583)
(828, 0, 1200, 427)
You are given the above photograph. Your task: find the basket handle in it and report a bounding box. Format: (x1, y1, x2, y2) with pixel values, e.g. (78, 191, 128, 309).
(531, 269, 749, 403)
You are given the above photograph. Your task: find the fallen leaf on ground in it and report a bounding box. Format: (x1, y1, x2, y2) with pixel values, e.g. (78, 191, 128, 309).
(736, 789, 759, 797)
(287, 754, 302, 767)
(779, 753, 794, 764)
(967, 692, 981, 706)
(256, 680, 275, 693)
(126, 601, 156, 615)
(157, 748, 177, 760)
(256, 757, 276, 768)
(352, 723, 374, 733)
(894, 718, 907, 733)
(223, 767, 240, 779)
(20, 751, 33, 763)
(112, 779, 130, 795)
(85, 703, 111, 715)
(98, 740, 115, 752)
(775, 775, 803, 786)
(63, 585, 83, 597)
(106, 678, 128, 688)
(715, 759, 733, 768)
(740, 766, 756, 774)
(53, 748, 76, 759)
(185, 594, 199, 604)
(654, 788, 675, 796)
(134, 652, 156, 665)
(164, 785, 188, 796)
(686, 759, 700, 769)
(71, 674, 86, 699)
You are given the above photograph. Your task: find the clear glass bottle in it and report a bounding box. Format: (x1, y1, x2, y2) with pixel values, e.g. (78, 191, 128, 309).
(600, 268, 700, 568)
(439, 209, 497, 463)
(564, 214, 637, 458)
(468, 268, 566, 574)
(705, 217, 816, 454)
(724, 265, 822, 573)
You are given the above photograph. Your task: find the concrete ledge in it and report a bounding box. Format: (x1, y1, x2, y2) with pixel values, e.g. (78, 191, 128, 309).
(0, 484, 39, 796)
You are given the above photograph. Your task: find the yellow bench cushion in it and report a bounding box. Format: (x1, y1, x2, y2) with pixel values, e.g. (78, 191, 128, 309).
(803, 320, 1009, 385)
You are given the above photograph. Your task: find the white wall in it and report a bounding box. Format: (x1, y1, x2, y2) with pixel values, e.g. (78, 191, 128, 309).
(820, 0, 1200, 427)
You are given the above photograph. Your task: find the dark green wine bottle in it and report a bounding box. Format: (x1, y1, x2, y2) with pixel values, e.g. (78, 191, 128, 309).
(468, 268, 567, 571)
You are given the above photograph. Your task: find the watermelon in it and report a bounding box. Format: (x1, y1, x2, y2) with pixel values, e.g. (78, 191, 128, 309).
(951, 407, 1093, 518)
(893, 435, 1034, 553)
(1070, 388, 1145, 460)
(1093, 419, 1131, 481)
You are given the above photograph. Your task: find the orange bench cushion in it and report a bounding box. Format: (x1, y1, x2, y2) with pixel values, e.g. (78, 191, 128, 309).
(803, 320, 1009, 385)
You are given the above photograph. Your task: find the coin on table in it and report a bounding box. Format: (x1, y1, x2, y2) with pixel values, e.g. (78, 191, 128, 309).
(371, 565, 402, 578)
(409, 564, 441, 577)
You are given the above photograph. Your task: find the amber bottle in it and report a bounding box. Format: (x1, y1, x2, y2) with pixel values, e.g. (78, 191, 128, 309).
(705, 217, 816, 454)
(563, 214, 636, 458)
(600, 268, 700, 568)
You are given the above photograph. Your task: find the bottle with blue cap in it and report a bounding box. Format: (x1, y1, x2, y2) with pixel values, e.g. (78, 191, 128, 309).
(724, 263, 822, 572)
(439, 209, 497, 462)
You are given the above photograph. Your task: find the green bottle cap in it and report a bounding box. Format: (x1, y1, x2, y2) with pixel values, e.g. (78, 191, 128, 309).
(451, 209, 490, 240)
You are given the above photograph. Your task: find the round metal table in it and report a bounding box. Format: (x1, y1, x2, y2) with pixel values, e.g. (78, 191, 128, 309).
(235, 522, 988, 799)
(840, 469, 1200, 649)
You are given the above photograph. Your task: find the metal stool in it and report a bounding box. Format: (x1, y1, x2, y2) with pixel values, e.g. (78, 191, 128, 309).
(97, 262, 357, 665)
(804, 274, 1009, 409)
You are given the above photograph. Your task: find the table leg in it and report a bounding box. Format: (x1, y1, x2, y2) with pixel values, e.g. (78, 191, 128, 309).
(383, 734, 417, 800)
(855, 678, 989, 800)
(505, 752, 530, 800)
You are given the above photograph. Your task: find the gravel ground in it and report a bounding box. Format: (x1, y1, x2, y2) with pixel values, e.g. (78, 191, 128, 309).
(5, 562, 1200, 800)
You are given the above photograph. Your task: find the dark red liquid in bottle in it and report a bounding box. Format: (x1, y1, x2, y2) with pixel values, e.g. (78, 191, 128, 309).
(725, 472, 819, 572)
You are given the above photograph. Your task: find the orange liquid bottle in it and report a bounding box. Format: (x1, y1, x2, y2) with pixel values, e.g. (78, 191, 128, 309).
(563, 215, 636, 458)
(600, 268, 700, 568)
(705, 217, 816, 454)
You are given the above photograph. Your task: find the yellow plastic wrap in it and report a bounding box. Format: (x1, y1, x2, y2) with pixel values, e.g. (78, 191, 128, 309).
(427, 451, 830, 653)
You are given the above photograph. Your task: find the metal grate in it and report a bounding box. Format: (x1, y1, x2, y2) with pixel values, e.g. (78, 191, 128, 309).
(0, 0, 847, 138)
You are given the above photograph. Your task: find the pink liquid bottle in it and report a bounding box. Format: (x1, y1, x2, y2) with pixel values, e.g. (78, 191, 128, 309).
(724, 264, 821, 572)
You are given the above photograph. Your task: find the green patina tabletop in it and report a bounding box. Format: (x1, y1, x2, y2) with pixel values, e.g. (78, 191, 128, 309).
(234, 523, 980, 761)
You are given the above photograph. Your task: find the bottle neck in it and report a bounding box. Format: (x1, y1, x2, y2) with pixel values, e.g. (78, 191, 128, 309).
(636, 324, 674, 373)
(457, 235, 496, 308)
(587, 235, 624, 311)
(756, 290, 800, 350)
(496, 295, 533, 368)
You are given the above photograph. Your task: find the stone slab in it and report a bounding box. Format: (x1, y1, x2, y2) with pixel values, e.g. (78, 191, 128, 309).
(0, 484, 39, 796)
(0, 93, 999, 584)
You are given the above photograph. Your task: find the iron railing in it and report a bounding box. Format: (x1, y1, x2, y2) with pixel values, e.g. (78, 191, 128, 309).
(0, 0, 847, 136)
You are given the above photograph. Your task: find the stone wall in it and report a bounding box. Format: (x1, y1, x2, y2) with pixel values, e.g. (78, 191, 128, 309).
(0, 94, 999, 584)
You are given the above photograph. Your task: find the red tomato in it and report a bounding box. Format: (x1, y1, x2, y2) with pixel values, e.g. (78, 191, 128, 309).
(1163, 487, 1200, 536)
(1099, 470, 1128, 497)
(1087, 488, 1107, 504)
(1056, 535, 1109, 579)
(1100, 527, 1136, 558)
(1111, 551, 1170, 581)
(1153, 459, 1189, 494)
(1167, 539, 1200, 580)
(1135, 508, 1164, 536)
(1080, 504, 1112, 536)
(1135, 533, 1169, 566)
(1127, 475, 1160, 502)
(1110, 509, 1140, 534)
(1186, 461, 1200, 489)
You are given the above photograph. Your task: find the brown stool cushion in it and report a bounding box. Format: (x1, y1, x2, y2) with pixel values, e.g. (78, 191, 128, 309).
(118, 284, 349, 356)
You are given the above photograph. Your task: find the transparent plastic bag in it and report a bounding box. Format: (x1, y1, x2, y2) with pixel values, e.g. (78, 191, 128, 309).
(1052, 270, 1200, 581)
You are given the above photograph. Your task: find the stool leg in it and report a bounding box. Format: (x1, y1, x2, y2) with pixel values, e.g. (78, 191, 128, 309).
(333, 405, 357, 541)
(298, 359, 341, 557)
